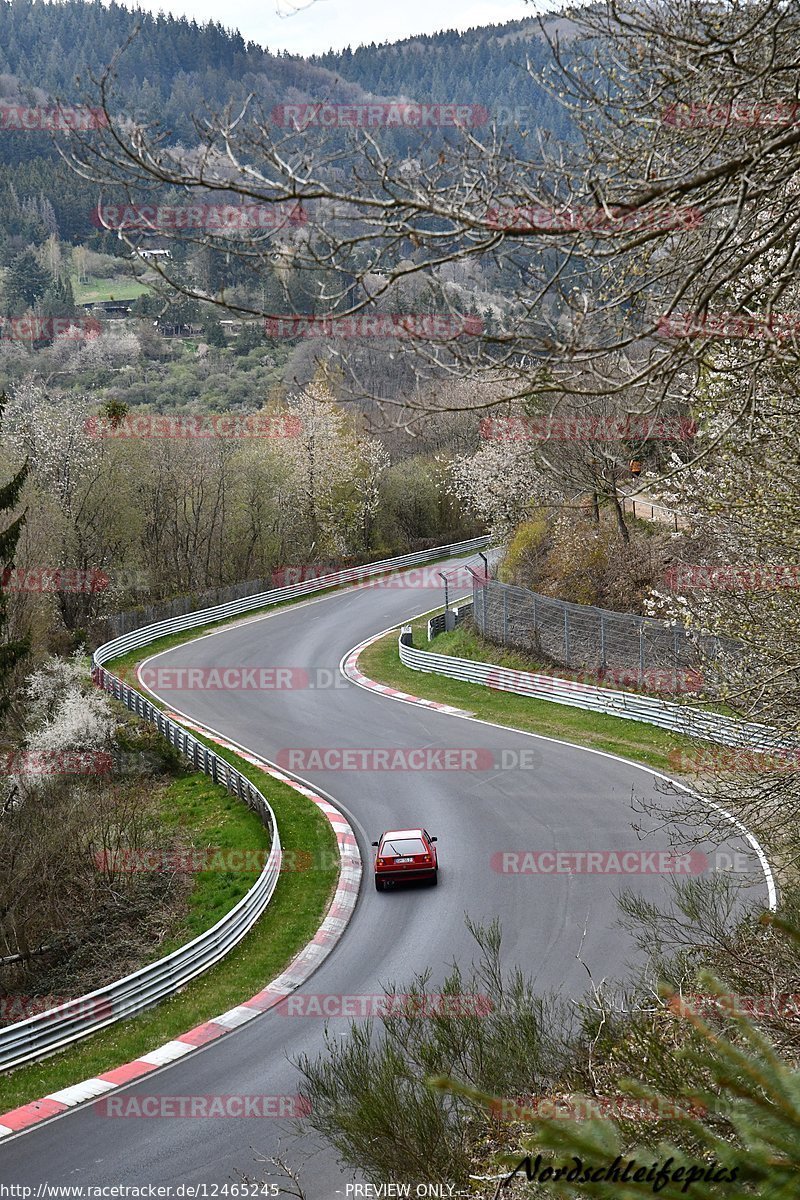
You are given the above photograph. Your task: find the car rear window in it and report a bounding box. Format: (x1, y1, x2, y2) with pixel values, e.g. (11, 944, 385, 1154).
(382, 838, 426, 856)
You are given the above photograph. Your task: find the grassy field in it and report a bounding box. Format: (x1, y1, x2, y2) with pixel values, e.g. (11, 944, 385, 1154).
(153, 765, 272, 955)
(71, 274, 151, 304)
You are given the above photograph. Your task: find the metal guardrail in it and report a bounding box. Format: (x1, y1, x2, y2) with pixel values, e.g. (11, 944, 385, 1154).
(95, 537, 490, 658)
(0, 683, 282, 1073)
(398, 630, 789, 752)
(427, 602, 473, 641)
(0, 536, 489, 1071)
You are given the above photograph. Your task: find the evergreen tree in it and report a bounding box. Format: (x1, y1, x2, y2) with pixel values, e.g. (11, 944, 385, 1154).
(203, 316, 227, 348)
(39, 274, 76, 319)
(5, 248, 49, 311)
(0, 391, 29, 730)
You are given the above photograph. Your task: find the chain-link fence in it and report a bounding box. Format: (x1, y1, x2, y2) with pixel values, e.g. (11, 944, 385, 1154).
(472, 577, 739, 684)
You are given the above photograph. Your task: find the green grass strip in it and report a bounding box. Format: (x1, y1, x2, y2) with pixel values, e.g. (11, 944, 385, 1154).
(0, 737, 338, 1111)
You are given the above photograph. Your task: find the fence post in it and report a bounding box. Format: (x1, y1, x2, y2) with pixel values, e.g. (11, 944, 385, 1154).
(673, 627, 679, 691)
(502, 587, 509, 645)
(564, 607, 571, 665)
(600, 613, 606, 670)
(639, 622, 645, 686)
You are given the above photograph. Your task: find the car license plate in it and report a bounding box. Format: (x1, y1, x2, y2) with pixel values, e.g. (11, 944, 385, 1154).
(396, 857, 413, 864)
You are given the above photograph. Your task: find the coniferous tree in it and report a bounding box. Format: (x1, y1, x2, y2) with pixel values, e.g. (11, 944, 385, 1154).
(4, 248, 49, 311)
(0, 390, 29, 730)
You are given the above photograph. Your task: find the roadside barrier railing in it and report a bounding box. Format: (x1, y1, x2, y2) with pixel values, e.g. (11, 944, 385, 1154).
(399, 626, 790, 752)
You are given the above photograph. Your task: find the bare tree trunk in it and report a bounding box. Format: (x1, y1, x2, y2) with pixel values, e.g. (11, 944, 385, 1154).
(609, 489, 630, 543)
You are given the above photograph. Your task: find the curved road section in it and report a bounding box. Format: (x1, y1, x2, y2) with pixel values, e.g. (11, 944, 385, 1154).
(0, 554, 770, 1196)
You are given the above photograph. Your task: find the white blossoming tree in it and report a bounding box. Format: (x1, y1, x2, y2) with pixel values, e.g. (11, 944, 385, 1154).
(448, 435, 553, 541)
(13, 651, 116, 791)
(276, 381, 389, 557)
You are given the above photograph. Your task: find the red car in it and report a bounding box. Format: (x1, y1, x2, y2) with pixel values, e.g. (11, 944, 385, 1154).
(372, 828, 438, 890)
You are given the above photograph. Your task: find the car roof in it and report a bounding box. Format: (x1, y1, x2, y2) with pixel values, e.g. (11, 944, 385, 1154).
(381, 828, 425, 839)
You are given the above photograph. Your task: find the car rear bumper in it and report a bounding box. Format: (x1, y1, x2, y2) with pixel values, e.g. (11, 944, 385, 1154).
(375, 867, 437, 883)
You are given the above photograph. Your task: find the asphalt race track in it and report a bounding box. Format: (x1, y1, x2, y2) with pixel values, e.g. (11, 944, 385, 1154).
(0, 553, 771, 1196)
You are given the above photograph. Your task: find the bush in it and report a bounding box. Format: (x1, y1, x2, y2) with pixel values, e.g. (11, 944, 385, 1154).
(499, 514, 551, 589)
(500, 513, 682, 614)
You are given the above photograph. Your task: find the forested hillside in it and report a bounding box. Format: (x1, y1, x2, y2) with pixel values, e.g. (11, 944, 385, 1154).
(315, 19, 574, 140)
(0, 1, 572, 245)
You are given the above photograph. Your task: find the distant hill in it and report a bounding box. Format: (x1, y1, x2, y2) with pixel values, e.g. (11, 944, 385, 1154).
(313, 16, 575, 139)
(0, 0, 573, 246)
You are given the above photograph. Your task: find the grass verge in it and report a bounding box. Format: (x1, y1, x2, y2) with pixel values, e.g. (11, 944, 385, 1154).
(0, 736, 339, 1112)
(153, 765, 272, 955)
